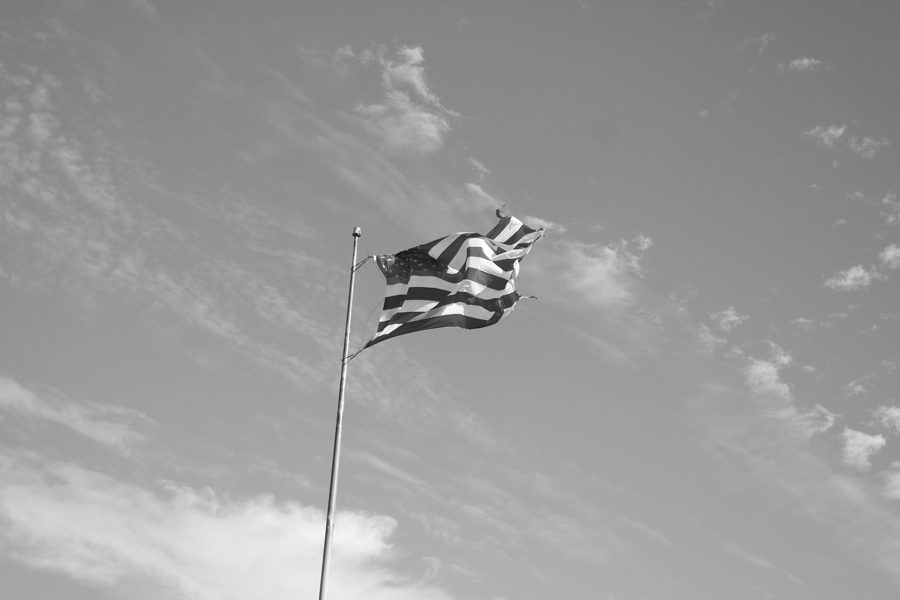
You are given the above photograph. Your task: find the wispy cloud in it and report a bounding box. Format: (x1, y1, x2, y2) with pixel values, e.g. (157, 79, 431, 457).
(690, 374, 900, 585)
(0, 375, 152, 451)
(804, 125, 845, 148)
(803, 125, 890, 159)
(873, 406, 900, 435)
(778, 58, 828, 73)
(0, 60, 347, 389)
(824, 265, 882, 291)
(792, 404, 838, 438)
(568, 326, 637, 369)
(446, 470, 639, 568)
(739, 32, 775, 54)
(695, 322, 726, 353)
(878, 244, 900, 270)
(744, 342, 793, 403)
(0, 457, 455, 600)
(840, 428, 886, 470)
(357, 92, 451, 155)
(883, 467, 900, 501)
(127, 0, 158, 20)
(468, 156, 490, 180)
(791, 316, 833, 332)
(882, 192, 900, 225)
(355, 45, 459, 155)
(689, 0, 723, 20)
(844, 379, 868, 397)
(462, 182, 503, 212)
(824, 243, 900, 293)
(557, 239, 648, 310)
(522, 214, 567, 234)
(711, 306, 749, 332)
(847, 135, 890, 159)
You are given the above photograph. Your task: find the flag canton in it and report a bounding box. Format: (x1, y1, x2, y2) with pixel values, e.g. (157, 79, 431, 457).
(376, 248, 447, 284)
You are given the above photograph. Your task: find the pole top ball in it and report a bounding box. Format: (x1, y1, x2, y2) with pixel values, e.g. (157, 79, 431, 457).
(352, 227, 362, 237)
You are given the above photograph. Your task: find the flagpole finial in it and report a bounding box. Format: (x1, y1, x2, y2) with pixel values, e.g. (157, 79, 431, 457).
(353, 226, 362, 237)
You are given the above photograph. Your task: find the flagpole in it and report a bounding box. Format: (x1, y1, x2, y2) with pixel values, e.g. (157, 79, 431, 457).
(318, 226, 361, 600)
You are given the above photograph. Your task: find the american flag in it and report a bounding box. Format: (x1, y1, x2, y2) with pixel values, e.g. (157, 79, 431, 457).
(365, 214, 544, 348)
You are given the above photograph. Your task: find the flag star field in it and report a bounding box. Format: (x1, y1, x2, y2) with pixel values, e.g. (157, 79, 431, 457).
(1, 2, 899, 599)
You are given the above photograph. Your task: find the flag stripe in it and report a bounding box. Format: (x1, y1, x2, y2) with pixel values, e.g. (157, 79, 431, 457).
(382, 281, 513, 310)
(377, 305, 504, 334)
(375, 304, 514, 342)
(377, 291, 520, 327)
(406, 262, 512, 290)
(383, 275, 508, 300)
(436, 233, 480, 267)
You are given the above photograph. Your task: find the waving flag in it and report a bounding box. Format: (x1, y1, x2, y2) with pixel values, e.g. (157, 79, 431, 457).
(365, 214, 543, 348)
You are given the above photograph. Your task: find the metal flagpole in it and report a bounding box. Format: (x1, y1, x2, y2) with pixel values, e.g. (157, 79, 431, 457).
(317, 226, 362, 600)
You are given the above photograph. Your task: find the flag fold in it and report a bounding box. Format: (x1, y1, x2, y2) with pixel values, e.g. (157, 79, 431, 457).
(365, 214, 543, 348)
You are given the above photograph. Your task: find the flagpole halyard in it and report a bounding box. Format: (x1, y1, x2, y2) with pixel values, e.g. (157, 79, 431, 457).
(317, 226, 361, 600)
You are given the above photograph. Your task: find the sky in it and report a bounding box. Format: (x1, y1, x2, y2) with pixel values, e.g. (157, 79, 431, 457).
(1, 1, 900, 599)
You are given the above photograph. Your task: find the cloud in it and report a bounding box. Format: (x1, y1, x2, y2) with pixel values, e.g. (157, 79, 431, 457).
(840, 428, 886, 470)
(690, 374, 900, 585)
(128, 0, 159, 19)
(824, 244, 899, 293)
(878, 244, 900, 270)
(791, 316, 833, 332)
(824, 265, 882, 291)
(778, 58, 828, 73)
(357, 92, 451, 155)
(0, 374, 152, 451)
(690, 0, 722, 20)
(739, 32, 775, 54)
(631, 234, 653, 251)
(331, 45, 356, 77)
(883, 192, 900, 225)
(844, 379, 867, 397)
(711, 306, 749, 332)
(356, 45, 458, 155)
(0, 457, 455, 600)
(568, 326, 636, 369)
(803, 125, 845, 148)
(804, 128, 889, 158)
(557, 239, 647, 310)
(873, 406, 900, 435)
(386, 46, 443, 107)
(792, 404, 838, 438)
(743, 342, 793, 403)
(847, 135, 889, 159)
(0, 60, 356, 390)
(468, 156, 489, 180)
(462, 182, 502, 211)
(522, 214, 567, 234)
(883, 467, 900, 501)
(695, 323, 726, 353)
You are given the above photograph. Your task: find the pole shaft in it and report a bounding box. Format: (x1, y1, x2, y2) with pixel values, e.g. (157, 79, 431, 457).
(317, 227, 361, 600)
